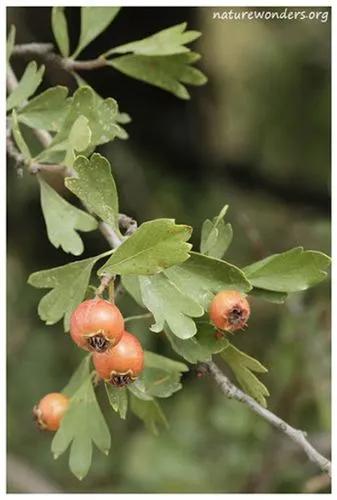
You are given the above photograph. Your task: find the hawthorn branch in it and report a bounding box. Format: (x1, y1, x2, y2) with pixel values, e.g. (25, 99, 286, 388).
(12, 42, 54, 57)
(205, 360, 331, 477)
(12, 43, 108, 72)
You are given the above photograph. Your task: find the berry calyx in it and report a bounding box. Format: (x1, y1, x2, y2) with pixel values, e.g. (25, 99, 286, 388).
(93, 331, 144, 387)
(70, 298, 124, 353)
(209, 290, 250, 332)
(33, 392, 69, 431)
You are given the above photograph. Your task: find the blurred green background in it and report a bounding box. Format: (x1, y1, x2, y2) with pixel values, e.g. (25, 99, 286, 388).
(7, 6, 331, 494)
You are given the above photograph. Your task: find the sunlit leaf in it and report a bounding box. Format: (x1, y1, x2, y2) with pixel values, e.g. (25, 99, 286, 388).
(11, 110, 31, 160)
(105, 22, 200, 57)
(18, 86, 70, 131)
(7, 61, 45, 111)
(52, 7, 69, 57)
(72, 74, 130, 139)
(108, 52, 207, 99)
(73, 7, 121, 58)
(7, 25, 16, 64)
(50, 86, 121, 150)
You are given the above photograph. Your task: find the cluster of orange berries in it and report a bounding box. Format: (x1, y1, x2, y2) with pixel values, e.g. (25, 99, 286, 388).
(33, 298, 145, 432)
(33, 290, 250, 432)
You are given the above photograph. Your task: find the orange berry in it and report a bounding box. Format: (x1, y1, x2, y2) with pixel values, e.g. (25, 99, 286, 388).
(70, 299, 124, 353)
(93, 331, 144, 387)
(209, 290, 250, 332)
(33, 392, 69, 431)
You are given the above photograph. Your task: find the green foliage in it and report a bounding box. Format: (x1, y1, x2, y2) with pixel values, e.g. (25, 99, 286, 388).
(130, 395, 168, 436)
(138, 351, 188, 397)
(38, 176, 98, 256)
(105, 22, 201, 57)
(105, 385, 128, 420)
(62, 356, 92, 397)
(18, 86, 70, 131)
(11, 110, 31, 160)
(68, 115, 92, 155)
(139, 274, 203, 339)
(98, 219, 192, 276)
(28, 251, 111, 331)
(107, 52, 207, 99)
(244, 247, 331, 293)
(49, 86, 121, 152)
(52, 371, 111, 480)
(200, 205, 233, 259)
(7, 25, 16, 64)
(6, 61, 45, 111)
(72, 7, 121, 59)
(165, 252, 251, 310)
(65, 153, 119, 232)
(144, 351, 188, 374)
(71, 74, 130, 140)
(221, 344, 269, 407)
(52, 7, 69, 57)
(165, 322, 229, 364)
(249, 288, 288, 304)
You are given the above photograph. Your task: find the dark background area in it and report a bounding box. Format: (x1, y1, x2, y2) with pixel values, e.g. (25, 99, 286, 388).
(7, 6, 331, 494)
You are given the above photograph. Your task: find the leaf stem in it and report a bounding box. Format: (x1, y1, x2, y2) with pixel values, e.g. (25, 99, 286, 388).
(124, 313, 153, 323)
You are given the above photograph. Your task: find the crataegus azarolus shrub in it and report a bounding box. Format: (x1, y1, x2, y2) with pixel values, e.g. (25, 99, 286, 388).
(70, 298, 124, 353)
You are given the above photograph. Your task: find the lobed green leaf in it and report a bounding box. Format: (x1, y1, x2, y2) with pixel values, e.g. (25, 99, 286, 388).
(65, 153, 119, 232)
(108, 52, 207, 100)
(165, 251, 251, 310)
(39, 176, 98, 256)
(221, 343, 269, 407)
(52, 375, 110, 480)
(244, 247, 331, 293)
(6, 61, 45, 111)
(139, 273, 203, 339)
(200, 205, 233, 259)
(105, 22, 201, 57)
(165, 322, 229, 364)
(98, 219, 192, 276)
(50, 86, 121, 151)
(28, 251, 111, 331)
(18, 86, 70, 131)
